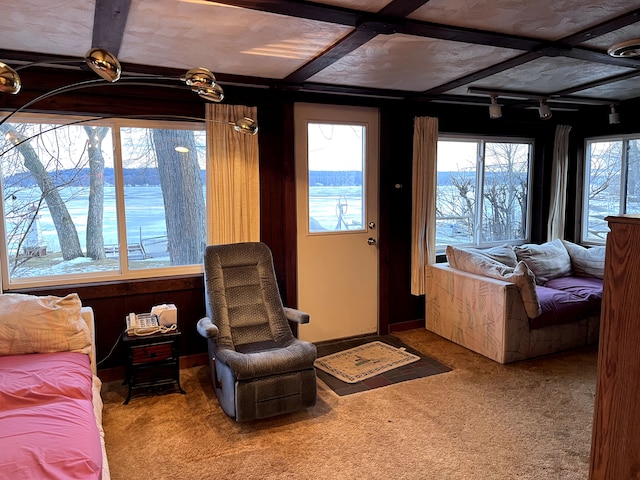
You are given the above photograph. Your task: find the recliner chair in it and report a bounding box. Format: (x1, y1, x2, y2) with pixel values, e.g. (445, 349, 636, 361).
(197, 242, 317, 422)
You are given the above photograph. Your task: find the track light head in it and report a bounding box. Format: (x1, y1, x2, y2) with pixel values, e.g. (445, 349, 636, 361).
(0, 62, 21, 94)
(489, 94, 502, 119)
(609, 104, 621, 124)
(84, 48, 121, 82)
(538, 99, 552, 120)
(232, 117, 258, 135)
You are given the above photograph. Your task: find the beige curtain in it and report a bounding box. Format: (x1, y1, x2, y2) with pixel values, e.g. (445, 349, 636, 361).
(547, 124, 571, 241)
(205, 104, 260, 245)
(411, 116, 438, 296)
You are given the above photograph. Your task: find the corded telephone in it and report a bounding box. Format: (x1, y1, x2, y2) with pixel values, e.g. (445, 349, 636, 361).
(126, 312, 177, 336)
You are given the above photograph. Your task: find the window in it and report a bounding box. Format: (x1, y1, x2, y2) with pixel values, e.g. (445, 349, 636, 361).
(0, 115, 206, 287)
(436, 137, 532, 251)
(583, 136, 640, 244)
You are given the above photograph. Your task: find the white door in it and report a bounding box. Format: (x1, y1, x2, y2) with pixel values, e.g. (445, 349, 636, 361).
(294, 103, 379, 343)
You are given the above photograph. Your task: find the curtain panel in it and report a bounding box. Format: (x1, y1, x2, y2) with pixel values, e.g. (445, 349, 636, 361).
(547, 124, 571, 241)
(411, 116, 438, 296)
(205, 104, 260, 245)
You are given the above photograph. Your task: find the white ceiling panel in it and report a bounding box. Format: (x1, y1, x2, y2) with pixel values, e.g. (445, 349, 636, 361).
(308, 34, 523, 92)
(581, 21, 640, 50)
(119, 0, 352, 78)
(0, 1, 639, 111)
(0, 0, 94, 57)
(446, 57, 636, 96)
(409, 0, 639, 41)
(571, 76, 640, 101)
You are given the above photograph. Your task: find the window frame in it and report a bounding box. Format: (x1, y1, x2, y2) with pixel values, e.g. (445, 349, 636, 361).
(582, 133, 640, 245)
(435, 133, 534, 254)
(0, 113, 208, 289)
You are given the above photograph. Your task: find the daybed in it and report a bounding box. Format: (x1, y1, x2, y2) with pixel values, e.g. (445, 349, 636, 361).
(0, 293, 110, 479)
(426, 239, 604, 364)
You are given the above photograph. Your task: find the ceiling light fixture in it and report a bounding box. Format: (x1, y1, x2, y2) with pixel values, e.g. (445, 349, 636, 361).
(538, 99, 552, 120)
(0, 48, 227, 128)
(609, 104, 621, 124)
(607, 39, 640, 58)
(489, 94, 502, 119)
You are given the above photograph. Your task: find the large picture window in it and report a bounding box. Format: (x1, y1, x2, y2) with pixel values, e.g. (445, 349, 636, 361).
(436, 136, 532, 251)
(0, 115, 206, 287)
(583, 136, 640, 244)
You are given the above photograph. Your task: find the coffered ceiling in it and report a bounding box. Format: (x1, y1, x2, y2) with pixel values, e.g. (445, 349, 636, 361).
(1, 0, 640, 112)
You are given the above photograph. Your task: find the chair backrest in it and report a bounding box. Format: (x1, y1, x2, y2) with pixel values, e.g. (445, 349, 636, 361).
(203, 242, 293, 350)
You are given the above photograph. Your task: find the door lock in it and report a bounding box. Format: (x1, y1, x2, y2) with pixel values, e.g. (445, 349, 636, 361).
(368, 221, 376, 229)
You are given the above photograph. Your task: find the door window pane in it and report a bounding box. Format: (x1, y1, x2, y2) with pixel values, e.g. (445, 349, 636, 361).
(307, 123, 365, 233)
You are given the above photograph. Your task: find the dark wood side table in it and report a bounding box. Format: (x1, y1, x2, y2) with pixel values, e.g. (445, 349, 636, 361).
(122, 327, 185, 404)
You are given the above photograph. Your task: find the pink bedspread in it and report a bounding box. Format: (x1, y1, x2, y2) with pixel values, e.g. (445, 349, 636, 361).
(0, 352, 102, 479)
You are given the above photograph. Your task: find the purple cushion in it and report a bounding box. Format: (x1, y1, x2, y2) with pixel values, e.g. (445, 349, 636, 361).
(544, 276, 603, 308)
(530, 286, 593, 329)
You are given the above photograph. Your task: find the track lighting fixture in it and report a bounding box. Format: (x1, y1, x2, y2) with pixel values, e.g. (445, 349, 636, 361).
(538, 99, 552, 120)
(489, 94, 502, 119)
(609, 104, 621, 124)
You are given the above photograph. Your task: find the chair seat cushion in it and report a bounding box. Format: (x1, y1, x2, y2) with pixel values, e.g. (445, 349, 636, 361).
(215, 339, 317, 381)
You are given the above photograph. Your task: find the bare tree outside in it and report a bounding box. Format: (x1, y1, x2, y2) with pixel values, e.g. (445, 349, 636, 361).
(0, 123, 84, 267)
(85, 126, 109, 260)
(152, 129, 206, 265)
(584, 139, 640, 241)
(119, 125, 206, 268)
(482, 142, 529, 242)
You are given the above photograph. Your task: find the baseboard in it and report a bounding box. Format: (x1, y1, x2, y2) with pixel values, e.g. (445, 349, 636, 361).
(179, 352, 209, 369)
(98, 352, 209, 382)
(389, 318, 425, 333)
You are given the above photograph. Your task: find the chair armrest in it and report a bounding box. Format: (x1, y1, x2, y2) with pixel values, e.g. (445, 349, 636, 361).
(283, 307, 310, 324)
(197, 317, 219, 339)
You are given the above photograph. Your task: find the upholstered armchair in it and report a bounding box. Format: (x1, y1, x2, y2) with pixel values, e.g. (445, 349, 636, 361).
(197, 242, 317, 422)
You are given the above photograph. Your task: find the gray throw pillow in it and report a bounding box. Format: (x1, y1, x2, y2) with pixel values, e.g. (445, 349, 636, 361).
(561, 240, 605, 279)
(513, 238, 572, 285)
(445, 246, 540, 318)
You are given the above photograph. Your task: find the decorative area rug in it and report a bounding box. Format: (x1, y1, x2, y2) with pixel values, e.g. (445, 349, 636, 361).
(314, 335, 452, 396)
(315, 341, 420, 383)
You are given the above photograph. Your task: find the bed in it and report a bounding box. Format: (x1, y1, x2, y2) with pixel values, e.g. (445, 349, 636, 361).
(0, 293, 110, 480)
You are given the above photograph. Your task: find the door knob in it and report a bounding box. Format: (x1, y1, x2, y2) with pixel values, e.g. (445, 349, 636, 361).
(367, 237, 377, 246)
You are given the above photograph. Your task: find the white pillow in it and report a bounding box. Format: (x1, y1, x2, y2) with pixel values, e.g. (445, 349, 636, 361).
(561, 240, 605, 279)
(514, 238, 572, 285)
(463, 244, 518, 267)
(0, 293, 91, 356)
(446, 246, 540, 318)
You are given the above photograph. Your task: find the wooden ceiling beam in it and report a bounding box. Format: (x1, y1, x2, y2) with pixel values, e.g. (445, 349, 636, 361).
(91, 0, 132, 55)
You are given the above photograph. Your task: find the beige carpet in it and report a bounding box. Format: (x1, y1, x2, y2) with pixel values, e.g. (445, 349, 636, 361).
(101, 329, 597, 480)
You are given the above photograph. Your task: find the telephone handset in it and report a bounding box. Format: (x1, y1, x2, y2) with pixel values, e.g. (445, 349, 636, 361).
(126, 313, 161, 336)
